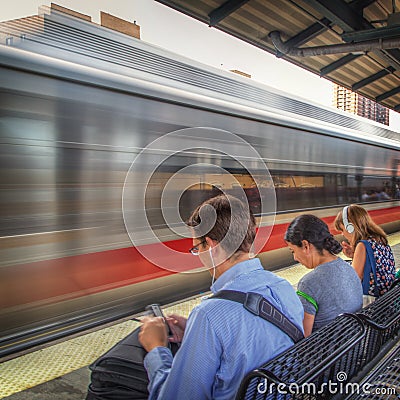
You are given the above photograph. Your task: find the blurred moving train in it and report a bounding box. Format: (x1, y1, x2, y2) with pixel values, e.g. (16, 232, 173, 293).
(1, 9, 400, 357)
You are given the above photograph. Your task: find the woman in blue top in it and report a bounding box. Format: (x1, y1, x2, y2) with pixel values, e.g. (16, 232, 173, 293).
(334, 204, 396, 297)
(285, 214, 363, 336)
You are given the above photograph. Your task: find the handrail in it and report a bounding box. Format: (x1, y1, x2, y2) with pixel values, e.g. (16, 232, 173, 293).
(356, 312, 400, 331)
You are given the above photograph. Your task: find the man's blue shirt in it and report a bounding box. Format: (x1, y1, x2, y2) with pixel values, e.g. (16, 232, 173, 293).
(144, 258, 304, 400)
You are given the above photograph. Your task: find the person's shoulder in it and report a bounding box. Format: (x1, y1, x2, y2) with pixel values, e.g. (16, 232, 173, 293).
(355, 240, 367, 248)
(317, 258, 354, 276)
(298, 268, 316, 283)
(334, 257, 356, 272)
(332, 257, 351, 267)
(259, 270, 299, 298)
(331, 258, 361, 284)
(262, 269, 290, 285)
(193, 294, 237, 317)
(297, 270, 316, 291)
(185, 300, 217, 329)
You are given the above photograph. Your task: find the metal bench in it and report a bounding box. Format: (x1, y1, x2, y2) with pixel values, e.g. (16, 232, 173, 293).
(343, 341, 400, 399)
(356, 280, 400, 362)
(235, 313, 366, 399)
(236, 282, 400, 400)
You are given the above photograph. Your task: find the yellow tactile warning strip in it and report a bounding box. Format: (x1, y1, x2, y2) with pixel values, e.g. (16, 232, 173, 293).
(0, 297, 202, 399)
(0, 321, 140, 398)
(388, 231, 400, 247)
(275, 264, 308, 288)
(0, 232, 399, 399)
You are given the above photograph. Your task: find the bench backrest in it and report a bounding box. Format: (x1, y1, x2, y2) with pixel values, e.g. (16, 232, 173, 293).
(236, 281, 400, 400)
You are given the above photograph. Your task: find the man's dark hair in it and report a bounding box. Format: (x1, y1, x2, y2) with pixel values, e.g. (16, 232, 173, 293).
(187, 194, 256, 255)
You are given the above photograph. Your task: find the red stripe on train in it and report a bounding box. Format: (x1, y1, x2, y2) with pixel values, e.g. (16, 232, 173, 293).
(1, 206, 399, 308)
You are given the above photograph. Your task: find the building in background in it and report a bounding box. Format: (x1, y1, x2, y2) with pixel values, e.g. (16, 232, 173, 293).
(229, 69, 251, 79)
(333, 84, 389, 126)
(0, 3, 140, 45)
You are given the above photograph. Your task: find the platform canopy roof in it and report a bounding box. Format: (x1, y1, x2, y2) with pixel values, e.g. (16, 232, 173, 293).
(156, 0, 400, 113)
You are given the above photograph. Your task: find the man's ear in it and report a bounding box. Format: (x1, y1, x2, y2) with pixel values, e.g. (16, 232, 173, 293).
(205, 237, 222, 256)
(205, 236, 215, 248)
(301, 240, 310, 251)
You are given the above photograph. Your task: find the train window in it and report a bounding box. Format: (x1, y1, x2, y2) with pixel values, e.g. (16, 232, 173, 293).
(272, 175, 323, 189)
(271, 174, 326, 212)
(271, 173, 397, 212)
(142, 167, 398, 231)
(345, 175, 397, 203)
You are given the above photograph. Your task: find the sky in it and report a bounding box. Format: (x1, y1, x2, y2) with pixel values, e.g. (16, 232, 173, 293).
(2, 0, 400, 130)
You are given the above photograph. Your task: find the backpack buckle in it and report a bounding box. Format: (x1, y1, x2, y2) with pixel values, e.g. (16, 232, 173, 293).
(244, 292, 262, 316)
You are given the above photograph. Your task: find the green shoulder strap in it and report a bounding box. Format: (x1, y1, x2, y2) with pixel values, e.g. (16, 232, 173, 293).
(296, 290, 318, 313)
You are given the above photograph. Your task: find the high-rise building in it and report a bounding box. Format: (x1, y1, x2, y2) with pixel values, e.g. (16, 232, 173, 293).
(333, 84, 389, 126)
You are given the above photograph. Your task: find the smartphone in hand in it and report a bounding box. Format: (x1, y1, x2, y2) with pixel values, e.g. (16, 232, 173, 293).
(145, 304, 172, 336)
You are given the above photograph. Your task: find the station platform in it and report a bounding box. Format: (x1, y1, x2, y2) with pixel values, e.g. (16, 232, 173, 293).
(1, 233, 400, 400)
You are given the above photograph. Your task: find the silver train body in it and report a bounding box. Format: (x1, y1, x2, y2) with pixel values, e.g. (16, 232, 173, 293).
(0, 11, 399, 356)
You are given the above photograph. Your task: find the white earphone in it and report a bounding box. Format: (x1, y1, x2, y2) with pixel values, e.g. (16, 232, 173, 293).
(209, 246, 216, 286)
(342, 206, 355, 234)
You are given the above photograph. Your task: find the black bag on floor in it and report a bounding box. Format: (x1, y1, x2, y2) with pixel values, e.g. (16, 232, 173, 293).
(86, 327, 179, 400)
(86, 327, 148, 400)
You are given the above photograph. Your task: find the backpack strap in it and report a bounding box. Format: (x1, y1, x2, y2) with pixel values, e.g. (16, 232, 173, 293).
(210, 290, 304, 343)
(360, 240, 379, 297)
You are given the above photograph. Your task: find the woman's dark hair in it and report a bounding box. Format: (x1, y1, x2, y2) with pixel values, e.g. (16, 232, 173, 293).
(284, 214, 342, 255)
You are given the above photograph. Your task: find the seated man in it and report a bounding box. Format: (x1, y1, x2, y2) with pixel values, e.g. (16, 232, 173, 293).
(139, 194, 304, 399)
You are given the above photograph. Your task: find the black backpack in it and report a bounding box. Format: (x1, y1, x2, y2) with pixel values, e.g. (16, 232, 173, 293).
(86, 327, 179, 400)
(86, 327, 149, 400)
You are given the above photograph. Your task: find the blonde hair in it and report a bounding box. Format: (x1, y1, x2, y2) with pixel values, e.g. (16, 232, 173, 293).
(334, 204, 387, 246)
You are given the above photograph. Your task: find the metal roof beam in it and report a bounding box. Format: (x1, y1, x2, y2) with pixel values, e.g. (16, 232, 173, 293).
(208, 0, 250, 27)
(386, 48, 400, 65)
(376, 86, 400, 102)
(269, 17, 331, 58)
(352, 67, 395, 90)
(274, 0, 373, 50)
(301, 0, 369, 31)
(349, 0, 377, 13)
(342, 25, 400, 42)
(320, 54, 361, 75)
(269, 31, 400, 56)
(285, 17, 331, 47)
(283, 0, 400, 70)
(300, 0, 400, 69)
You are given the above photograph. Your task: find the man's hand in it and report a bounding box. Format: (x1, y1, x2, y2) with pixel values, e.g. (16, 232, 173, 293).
(139, 317, 168, 352)
(166, 314, 187, 343)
